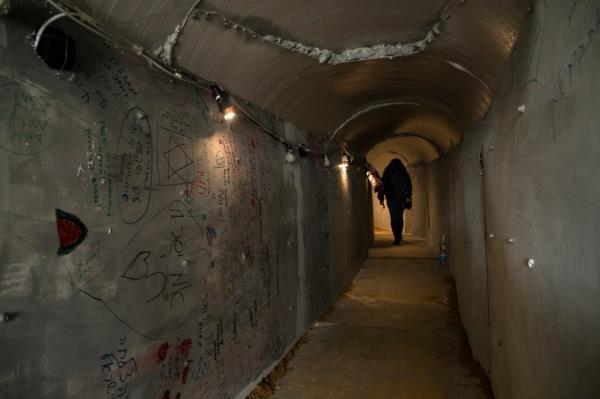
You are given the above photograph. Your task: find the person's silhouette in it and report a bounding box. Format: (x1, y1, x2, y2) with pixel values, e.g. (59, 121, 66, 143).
(377, 159, 413, 245)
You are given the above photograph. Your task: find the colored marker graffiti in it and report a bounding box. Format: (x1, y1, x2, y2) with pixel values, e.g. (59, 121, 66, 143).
(177, 338, 193, 357)
(55, 209, 88, 256)
(181, 366, 190, 384)
(155, 342, 170, 364)
(206, 226, 217, 247)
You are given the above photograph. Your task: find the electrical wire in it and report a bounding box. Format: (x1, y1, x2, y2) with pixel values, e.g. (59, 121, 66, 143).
(45, 0, 111, 42)
(43, 0, 211, 92)
(230, 97, 284, 142)
(234, 99, 347, 160)
(33, 12, 68, 50)
(40, 0, 347, 160)
(180, 0, 205, 31)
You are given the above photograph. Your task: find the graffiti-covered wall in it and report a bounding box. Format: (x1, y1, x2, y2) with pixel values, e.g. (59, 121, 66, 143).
(0, 13, 368, 399)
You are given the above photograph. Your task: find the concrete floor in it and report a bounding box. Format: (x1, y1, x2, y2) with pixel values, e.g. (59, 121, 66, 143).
(269, 233, 491, 399)
(369, 230, 439, 259)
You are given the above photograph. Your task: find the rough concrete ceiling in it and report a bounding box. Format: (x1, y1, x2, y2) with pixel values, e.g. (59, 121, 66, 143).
(66, 0, 528, 157)
(199, 0, 448, 52)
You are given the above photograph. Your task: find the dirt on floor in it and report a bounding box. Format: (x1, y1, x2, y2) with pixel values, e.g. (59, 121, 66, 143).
(247, 237, 493, 399)
(248, 335, 309, 399)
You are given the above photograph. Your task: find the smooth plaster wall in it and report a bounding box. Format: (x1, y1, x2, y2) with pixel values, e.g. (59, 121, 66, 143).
(447, 1, 600, 397)
(0, 14, 368, 399)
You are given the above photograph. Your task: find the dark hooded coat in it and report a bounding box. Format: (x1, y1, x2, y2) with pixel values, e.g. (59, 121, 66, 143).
(377, 159, 412, 203)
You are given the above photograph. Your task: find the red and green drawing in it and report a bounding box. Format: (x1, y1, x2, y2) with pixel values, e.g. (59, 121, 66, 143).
(55, 209, 88, 256)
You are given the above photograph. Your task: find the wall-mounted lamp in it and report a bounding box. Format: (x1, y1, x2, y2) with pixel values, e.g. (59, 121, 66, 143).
(0, 312, 18, 323)
(366, 170, 378, 187)
(211, 85, 236, 121)
(223, 106, 236, 121)
(339, 154, 350, 171)
(285, 145, 296, 163)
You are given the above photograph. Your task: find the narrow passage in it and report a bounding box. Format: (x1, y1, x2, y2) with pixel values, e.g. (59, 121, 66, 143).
(270, 232, 491, 399)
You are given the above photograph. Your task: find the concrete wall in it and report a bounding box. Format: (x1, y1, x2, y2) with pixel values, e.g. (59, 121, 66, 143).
(446, 122, 492, 374)
(447, 1, 600, 397)
(0, 13, 369, 399)
(423, 157, 450, 260)
(328, 163, 372, 301)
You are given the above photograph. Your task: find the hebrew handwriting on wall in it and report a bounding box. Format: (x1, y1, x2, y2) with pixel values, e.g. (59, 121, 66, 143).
(549, 3, 600, 139)
(302, 151, 331, 320)
(0, 81, 59, 155)
(80, 200, 205, 340)
(116, 108, 153, 224)
(100, 336, 138, 399)
(69, 44, 140, 109)
(0, 15, 323, 399)
(566, 5, 600, 84)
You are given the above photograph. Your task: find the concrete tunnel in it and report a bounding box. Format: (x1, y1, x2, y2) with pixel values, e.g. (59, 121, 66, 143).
(0, 0, 599, 398)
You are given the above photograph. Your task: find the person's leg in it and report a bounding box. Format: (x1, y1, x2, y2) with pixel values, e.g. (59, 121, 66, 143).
(397, 205, 405, 241)
(387, 200, 403, 244)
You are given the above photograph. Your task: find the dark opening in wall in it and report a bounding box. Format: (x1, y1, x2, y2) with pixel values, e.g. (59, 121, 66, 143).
(34, 25, 76, 70)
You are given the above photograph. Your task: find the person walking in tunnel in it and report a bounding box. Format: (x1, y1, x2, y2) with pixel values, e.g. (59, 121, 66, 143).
(377, 158, 412, 245)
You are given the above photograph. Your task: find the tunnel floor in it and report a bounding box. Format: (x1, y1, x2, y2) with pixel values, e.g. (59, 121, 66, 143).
(264, 234, 492, 398)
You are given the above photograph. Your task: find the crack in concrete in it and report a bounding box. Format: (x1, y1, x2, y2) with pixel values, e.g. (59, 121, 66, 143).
(191, 9, 444, 65)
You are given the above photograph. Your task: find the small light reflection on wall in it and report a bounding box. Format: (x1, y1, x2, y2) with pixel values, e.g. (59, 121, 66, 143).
(338, 155, 350, 196)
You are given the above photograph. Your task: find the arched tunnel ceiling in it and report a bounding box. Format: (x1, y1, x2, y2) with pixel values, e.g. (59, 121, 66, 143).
(337, 103, 462, 155)
(368, 136, 440, 168)
(65, 0, 528, 159)
(200, 0, 449, 52)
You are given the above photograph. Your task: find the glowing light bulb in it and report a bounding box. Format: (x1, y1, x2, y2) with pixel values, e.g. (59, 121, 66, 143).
(323, 154, 331, 167)
(223, 106, 236, 121)
(211, 85, 236, 121)
(285, 147, 296, 163)
(367, 171, 379, 187)
(338, 155, 349, 171)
